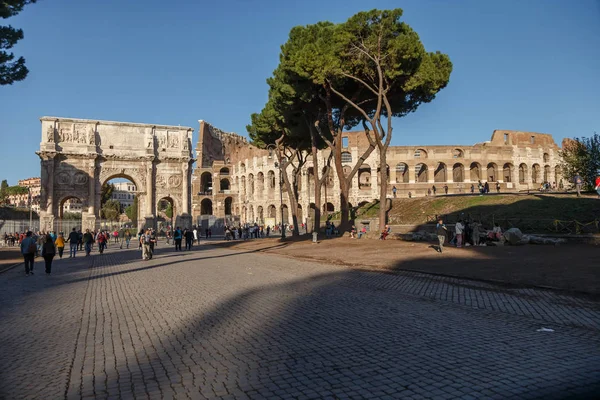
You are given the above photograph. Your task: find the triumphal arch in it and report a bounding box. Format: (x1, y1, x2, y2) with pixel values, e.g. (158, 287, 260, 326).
(37, 117, 194, 231)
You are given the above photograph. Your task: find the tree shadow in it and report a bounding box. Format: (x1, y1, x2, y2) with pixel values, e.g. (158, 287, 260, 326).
(85, 250, 600, 399)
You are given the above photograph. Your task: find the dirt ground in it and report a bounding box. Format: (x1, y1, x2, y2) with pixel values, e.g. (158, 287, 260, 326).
(210, 236, 600, 296)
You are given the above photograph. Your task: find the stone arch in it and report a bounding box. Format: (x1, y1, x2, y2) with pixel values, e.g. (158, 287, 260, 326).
(239, 163, 246, 173)
(503, 163, 514, 183)
(220, 178, 230, 191)
(219, 167, 230, 175)
(531, 163, 541, 184)
(55, 195, 84, 233)
(224, 197, 232, 216)
(156, 196, 176, 231)
(377, 164, 390, 185)
(39, 117, 193, 232)
(414, 148, 428, 159)
(416, 163, 428, 183)
(470, 162, 482, 181)
(249, 205, 255, 222)
(453, 163, 465, 182)
(486, 163, 498, 182)
(297, 204, 303, 223)
(519, 163, 527, 184)
(100, 172, 144, 227)
(554, 165, 561, 184)
(358, 164, 371, 189)
(544, 165, 551, 183)
(267, 204, 276, 218)
(240, 176, 246, 197)
(543, 153, 550, 163)
(257, 205, 264, 223)
(323, 202, 335, 212)
(257, 172, 265, 197)
(268, 170, 276, 189)
(200, 198, 212, 215)
(200, 171, 212, 194)
(396, 163, 409, 183)
(247, 173, 254, 196)
(453, 148, 464, 158)
(434, 163, 447, 182)
(342, 165, 352, 177)
(281, 204, 289, 224)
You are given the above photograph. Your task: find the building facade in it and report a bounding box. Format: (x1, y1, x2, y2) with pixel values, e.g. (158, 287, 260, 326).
(110, 181, 137, 209)
(6, 177, 42, 213)
(191, 121, 563, 230)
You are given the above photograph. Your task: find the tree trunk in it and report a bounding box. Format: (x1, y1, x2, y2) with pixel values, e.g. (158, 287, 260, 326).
(378, 144, 389, 229)
(310, 131, 322, 233)
(331, 133, 351, 230)
(281, 168, 300, 236)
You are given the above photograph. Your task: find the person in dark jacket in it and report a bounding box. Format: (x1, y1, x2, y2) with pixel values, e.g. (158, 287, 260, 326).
(41, 233, 56, 274)
(436, 218, 448, 253)
(67, 228, 79, 258)
(184, 228, 194, 250)
(20, 231, 37, 275)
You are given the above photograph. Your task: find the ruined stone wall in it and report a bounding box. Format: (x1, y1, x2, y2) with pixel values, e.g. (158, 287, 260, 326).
(192, 122, 564, 227)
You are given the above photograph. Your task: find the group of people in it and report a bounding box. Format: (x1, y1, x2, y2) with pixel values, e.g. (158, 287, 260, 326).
(435, 218, 503, 253)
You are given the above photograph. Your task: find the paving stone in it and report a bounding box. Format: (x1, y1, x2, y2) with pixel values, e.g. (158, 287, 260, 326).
(0, 244, 599, 399)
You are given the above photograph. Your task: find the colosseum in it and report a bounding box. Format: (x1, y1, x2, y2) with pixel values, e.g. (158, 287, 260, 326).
(191, 121, 563, 232)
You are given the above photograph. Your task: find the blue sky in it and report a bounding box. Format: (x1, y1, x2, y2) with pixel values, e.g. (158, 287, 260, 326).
(1, 0, 599, 184)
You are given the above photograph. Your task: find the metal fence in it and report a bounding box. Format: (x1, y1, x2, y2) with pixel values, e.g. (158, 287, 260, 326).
(0, 219, 40, 235)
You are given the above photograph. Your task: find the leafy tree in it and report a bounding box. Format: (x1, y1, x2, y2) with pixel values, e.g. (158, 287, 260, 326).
(281, 9, 452, 228)
(560, 133, 600, 190)
(101, 183, 115, 206)
(165, 202, 173, 219)
(1, 0, 37, 85)
(62, 211, 82, 220)
(125, 196, 138, 226)
(247, 102, 310, 236)
(101, 199, 121, 221)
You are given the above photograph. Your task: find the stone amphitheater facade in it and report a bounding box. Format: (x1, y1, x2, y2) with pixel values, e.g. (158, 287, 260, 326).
(191, 120, 563, 229)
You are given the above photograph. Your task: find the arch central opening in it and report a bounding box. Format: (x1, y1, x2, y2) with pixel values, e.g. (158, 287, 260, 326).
(101, 177, 138, 230)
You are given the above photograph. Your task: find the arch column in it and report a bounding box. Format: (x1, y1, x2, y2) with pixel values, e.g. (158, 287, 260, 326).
(428, 164, 435, 184)
(408, 164, 415, 183)
(144, 160, 155, 229)
(83, 160, 97, 231)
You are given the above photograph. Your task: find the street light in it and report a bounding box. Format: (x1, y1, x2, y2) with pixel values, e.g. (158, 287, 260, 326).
(267, 144, 285, 240)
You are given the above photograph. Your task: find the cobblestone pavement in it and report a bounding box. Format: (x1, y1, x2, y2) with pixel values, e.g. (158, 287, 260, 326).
(0, 243, 599, 399)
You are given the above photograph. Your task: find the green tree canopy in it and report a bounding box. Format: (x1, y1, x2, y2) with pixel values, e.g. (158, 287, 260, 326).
(560, 133, 600, 190)
(265, 8, 452, 227)
(101, 199, 121, 221)
(101, 183, 115, 206)
(1, 0, 37, 85)
(125, 196, 138, 225)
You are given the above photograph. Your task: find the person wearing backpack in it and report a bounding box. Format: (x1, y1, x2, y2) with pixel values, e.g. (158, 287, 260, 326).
(20, 231, 37, 275)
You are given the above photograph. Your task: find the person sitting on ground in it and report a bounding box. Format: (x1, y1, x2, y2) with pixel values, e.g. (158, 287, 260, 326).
(350, 225, 357, 239)
(487, 223, 502, 241)
(358, 226, 367, 239)
(380, 225, 391, 240)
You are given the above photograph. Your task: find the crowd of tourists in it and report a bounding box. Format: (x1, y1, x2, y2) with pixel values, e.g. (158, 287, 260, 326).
(435, 218, 503, 253)
(223, 223, 299, 241)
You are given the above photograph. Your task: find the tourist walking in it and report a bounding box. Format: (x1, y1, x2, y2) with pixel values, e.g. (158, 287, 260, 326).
(392, 186, 397, 198)
(496, 182, 501, 193)
(67, 228, 79, 258)
(141, 229, 154, 260)
(444, 184, 449, 195)
(20, 231, 37, 275)
(193, 227, 198, 243)
(125, 229, 132, 248)
(432, 185, 437, 195)
(83, 229, 94, 256)
(55, 232, 65, 258)
(436, 218, 447, 253)
(41, 233, 56, 274)
(174, 227, 183, 251)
